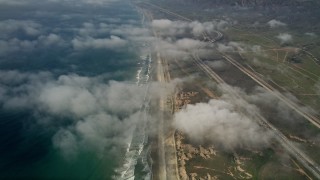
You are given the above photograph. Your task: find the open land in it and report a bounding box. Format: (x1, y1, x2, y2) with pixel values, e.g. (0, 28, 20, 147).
(136, 0, 320, 179)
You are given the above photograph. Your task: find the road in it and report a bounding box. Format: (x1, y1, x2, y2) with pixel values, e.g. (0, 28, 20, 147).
(144, 7, 179, 179)
(156, 52, 167, 180)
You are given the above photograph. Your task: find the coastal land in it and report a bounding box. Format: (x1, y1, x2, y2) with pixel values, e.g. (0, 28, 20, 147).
(135, 0, 320, 179)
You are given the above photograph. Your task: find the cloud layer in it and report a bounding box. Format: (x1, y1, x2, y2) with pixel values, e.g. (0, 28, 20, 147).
(174, 99, 272, 150)
(151, 19, 228, 37)
(0, 71, 148, 157)
(267, 19, 286, 28)
(72, 35, 127, 50)
(276, 33, 293, 44)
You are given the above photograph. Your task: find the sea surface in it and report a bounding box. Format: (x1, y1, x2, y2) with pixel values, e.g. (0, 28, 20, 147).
(0, 0, 152, 179)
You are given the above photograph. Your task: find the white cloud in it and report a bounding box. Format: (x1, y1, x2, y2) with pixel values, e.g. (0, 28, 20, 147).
(217, 43, 235, 52)
(151, 19, 173, 30)
(53, 129, 79, 159)
(38, 33, 64, 46)
(77, 22, 111, 37)
(0, 20, 42, 38)
(267, 19, 286, 28)
(72, 35, 127, 50)
(0, 0, 120, 5)
(174, 99, 272, 150)
(151, 19, 228, 37)
(207, 60, 227, 70)
(0, 34, 65, 55)
(0, 71, 150, 156)
(276, 33, 292, 44)
(175, 38, 206, 50)
(305, 32, 317, 37)
(154, 38, 209, 60)
(0, 0, 27, 5)
(0, 38, 37, 55)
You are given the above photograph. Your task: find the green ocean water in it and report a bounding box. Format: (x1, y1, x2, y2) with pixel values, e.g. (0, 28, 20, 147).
(0, 1, 146, 179)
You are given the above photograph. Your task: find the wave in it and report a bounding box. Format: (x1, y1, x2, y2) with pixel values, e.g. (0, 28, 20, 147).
(114, 49, 152, 180)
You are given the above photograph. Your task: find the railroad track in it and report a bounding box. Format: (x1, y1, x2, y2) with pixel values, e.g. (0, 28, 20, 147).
(221, 54, 320, 129)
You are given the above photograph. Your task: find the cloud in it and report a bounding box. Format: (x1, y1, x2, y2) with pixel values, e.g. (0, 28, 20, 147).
(0, 38, 37, 55)
(175, 38, 206, 50)
(217, 43, 235, 52)
(154, 38, 209, 61)
(38, 33, 65, 46)
(150, 19, 230, 61)
(0, 71, 149, 156)
(53, 129, 79, 159)
(72, 35, 127, 50)
(216, 42, 244, 52)
(77, 22, 110, 37)
(111, 26, 150, 38)
(267, 19, 286, 28)
(174, 83, 317, 151)
(305, 32, 317, 37)
(223, 85, 317, 126)
(73, 22, 153, 52)
(151, 19, 228, 37)
(276, 33, 292, 44)
(207, 60, 227, 70)
(152, 19, 173, 29)
(0, 0, 27, 5)
(174, 99, 272, 150)
(0, 0, 120, 5)
(0, 34, 65, 55)
(151, 19, 186, 37)
(0, 20, 42, 38)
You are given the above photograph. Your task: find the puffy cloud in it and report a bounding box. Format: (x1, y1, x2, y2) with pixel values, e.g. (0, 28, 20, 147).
(0, 38, 37, 55)
(175, 38, 206, 50)
(38, 33, 65, 46)
(152, 19, 186, 36)
(207, 60, 227, 70)
(0, 0, 120, 5)
(151, 19, 228, 37)
(77, 22, 110, 37)
(223, 85, 317, 125)
(216, 42, 244, 52)
(0, 19, 42, 38)
(0, 71, 148, 156)
(151, 19, 173, 29)
(217, 43, 235, 52)
(39, 83, 98, 117)
(276, 33, 293, 44)
(53, 129, 79, 159)
(305, 32, 317, 37)
(154, 38, 209, 60)
(174, 99, 272, 150)
(0, 0, 27, 5)
(267, 19, 286, 28)
(111, 26, 150, 38)
(0, 34, 65, 55)
(72, 35, 127, 50)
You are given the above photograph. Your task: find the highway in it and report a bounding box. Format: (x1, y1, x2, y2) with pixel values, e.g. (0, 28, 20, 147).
(156, 52, 167, 180)
(144, 6, 179, 179)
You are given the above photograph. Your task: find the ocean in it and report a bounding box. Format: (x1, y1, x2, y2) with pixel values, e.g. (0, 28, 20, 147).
(0, 0, 152, 179)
